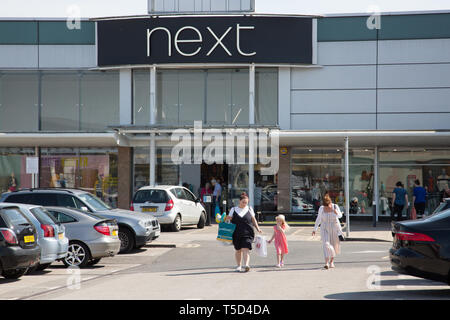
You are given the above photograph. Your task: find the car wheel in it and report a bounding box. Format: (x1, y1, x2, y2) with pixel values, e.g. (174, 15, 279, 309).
(171, 214, 182, 232)
(25, 264, 38, 274)
(63, 242, 91, 268)
(36, 263, 52, 272)
(2, 268, 27, 279)
(87, 258, 102, 266)
(197, 212, 206, 229)
(118, 228, 134, 253)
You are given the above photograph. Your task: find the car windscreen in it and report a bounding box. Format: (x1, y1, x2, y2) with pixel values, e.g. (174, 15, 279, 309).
(133, 190, 168, 203)
(0, 207, 30, 226)
(424, 208, 450, 222)
(78, 193, 111, 211)
(30, 207, 59, 225)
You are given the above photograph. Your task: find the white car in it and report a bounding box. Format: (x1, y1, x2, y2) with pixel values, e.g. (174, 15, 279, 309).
(131, 186, 206, 232)
(292, 197, 314, 213)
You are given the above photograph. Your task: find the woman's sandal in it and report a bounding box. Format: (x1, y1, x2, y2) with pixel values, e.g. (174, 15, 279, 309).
(244, 266, 250, 272)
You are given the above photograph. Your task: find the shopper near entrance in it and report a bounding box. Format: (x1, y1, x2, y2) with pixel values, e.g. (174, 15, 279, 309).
(226, 192, 262, 272)
(312, 194, 343, 269)
(211, 178, 222, 210)
(267, 214, 289, 268)
(413, 180, 427, 217)
(392, 182, 408, 221)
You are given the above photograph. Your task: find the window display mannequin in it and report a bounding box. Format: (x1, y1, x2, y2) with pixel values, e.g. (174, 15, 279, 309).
(437, 169, 449, 192)
(7, 172, 17, 192)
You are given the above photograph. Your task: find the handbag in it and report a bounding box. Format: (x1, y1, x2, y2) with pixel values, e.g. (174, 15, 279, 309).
(217, 221, 236, 244)
(410, 206, 417, 220)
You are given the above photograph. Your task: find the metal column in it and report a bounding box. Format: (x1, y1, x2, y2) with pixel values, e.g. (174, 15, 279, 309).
(374, 146, 379, 226)
(149, 66, 156, 186)
(345, 137, 350, 237)
(248, 64, 255, 206)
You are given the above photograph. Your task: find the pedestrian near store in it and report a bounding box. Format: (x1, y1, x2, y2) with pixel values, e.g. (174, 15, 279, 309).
(267, 214, 289, 268)
(212, 178, 222, 211)
(392, 182, 408, 221)
(225, 192, 262, 272)
(312, 194, 343, 269)
(413, 180, 427, 217)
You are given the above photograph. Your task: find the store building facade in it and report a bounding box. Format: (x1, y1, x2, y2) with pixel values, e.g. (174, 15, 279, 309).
(1, 2, 450, 223)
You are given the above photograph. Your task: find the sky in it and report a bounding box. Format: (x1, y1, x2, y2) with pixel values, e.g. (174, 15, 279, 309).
(1, 0, 450, 18)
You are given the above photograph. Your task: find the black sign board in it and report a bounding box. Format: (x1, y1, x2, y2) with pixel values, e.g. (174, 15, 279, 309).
(97, 16, 313, 66)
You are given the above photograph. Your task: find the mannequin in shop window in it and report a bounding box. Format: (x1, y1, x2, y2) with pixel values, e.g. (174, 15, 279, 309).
(7, 172, 17, 192)
(437, 169, 449, 193)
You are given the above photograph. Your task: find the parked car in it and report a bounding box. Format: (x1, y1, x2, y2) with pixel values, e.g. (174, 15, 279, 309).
(45, 207, 121, 267)
(0, 203, 68, 273)
(0, 188, 160, 253)
(432, 198, 450, 215)
(390, 208, 450, 285)
(0, 205, 40, 279)
(131, 186, 206, 232)
(292, 197, 314, 213)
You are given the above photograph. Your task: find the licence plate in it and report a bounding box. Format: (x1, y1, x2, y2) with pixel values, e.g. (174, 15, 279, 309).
(142, 207, 157, 212)
(24, 235, 35, 243)
(58, 233, 64, 240)
(112, 230, 118, 236)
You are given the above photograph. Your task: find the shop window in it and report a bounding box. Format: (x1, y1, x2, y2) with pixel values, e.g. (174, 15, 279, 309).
(0, 72, 39, 131)
(0, 148, 35, 193)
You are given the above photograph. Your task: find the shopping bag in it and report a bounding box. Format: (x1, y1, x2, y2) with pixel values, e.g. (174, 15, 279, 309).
(410, 206, 417, 220)
(217, 221, 236, 244)
(254, 235, 267, 257)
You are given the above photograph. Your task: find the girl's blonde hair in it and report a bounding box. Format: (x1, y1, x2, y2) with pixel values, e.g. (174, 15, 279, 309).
(276, 214, 290, 230)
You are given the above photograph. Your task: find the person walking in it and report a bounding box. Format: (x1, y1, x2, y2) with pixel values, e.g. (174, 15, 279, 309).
(226, 192, 262, 272)
(267, 214, 289, 268)
(412, 179, 427, 218)
(392, 181, 408, 221)
(312, 194, 343, 269)
(212, 178, 222, 212)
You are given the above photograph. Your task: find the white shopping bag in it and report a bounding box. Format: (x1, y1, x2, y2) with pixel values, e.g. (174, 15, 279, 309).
(254, 235, 267, 257)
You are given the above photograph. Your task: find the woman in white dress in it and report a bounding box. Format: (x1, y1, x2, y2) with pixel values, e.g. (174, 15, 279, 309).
(312, 194, 343, 269)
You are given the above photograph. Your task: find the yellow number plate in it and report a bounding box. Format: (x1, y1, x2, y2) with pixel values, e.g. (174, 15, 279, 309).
(58, 233, 64, 240)
(24, 235, 35, 243)
(112, 230, 118, 236)
(143, 207, 157, 212)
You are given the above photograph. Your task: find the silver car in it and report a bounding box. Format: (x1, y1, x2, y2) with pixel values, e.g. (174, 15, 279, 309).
(0, 203, 68, 272)
(45, 207, 121, 267)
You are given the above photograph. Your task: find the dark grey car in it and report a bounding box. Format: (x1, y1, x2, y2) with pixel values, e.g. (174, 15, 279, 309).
(45, 207, 121, 267)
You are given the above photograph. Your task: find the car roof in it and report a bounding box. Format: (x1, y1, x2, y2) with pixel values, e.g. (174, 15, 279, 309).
(3, 188, 88, 195)
(137, 185, 181, 191)
(0, 202, 42, 210)
(45, 206, 108, 220)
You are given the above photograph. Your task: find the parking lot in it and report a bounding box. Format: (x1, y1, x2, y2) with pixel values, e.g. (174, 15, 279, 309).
(1, 224, 449, 300)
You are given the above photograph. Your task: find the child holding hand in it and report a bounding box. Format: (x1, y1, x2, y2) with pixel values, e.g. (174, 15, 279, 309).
(267, 214, 289, 268)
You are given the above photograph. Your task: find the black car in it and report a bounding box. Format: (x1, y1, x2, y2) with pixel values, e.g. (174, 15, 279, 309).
(390, 208, 450, 285)
(432, 198, 450, 215)
(0, 206, 40, 279)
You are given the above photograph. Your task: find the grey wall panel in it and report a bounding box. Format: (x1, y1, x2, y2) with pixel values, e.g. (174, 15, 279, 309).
(291, 114, 376, 130)
(378, 88, 450, 113)
(291, 89, 376, 114)
(291, 66, 376, 90)
(278, 67, 291, 130)
(318, 41, 376, 65)
(377, 113, 450, 130)
(378, 39, 450, 64)
(378, 64, 450, 88)
(38, 45, 96, 68)
(0, 45, 38, 68)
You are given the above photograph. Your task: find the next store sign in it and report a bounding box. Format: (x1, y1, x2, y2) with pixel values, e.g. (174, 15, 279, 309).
(97, 16, 313, 66)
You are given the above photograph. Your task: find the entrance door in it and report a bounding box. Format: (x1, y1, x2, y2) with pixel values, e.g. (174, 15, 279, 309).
(201, 162, 228, 211)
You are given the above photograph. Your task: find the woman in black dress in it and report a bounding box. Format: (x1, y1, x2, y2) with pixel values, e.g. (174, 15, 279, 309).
(226, 192, 262, 272)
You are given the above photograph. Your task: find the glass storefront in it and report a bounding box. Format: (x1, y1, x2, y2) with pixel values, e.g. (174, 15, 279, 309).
(291, 148, 374, 215)
(0, 71, 119, 132)
(0, 148, 36, 193)
(133, 147, 180, 192)
(40, 148, 118, 207)
(379, 148, 450, 217)
(133, 68, 278, 126)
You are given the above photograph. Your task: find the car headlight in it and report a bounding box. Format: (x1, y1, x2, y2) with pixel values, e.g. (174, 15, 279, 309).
(138, 220, 146, 228)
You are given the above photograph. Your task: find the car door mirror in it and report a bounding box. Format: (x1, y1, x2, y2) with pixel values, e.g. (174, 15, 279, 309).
(195, 198, 200, 203)
(81, 206, 89, 212)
